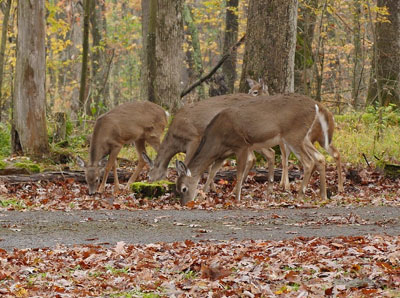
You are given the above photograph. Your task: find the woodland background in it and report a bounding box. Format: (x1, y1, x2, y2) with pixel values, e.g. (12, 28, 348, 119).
(0, 0, 399, 166)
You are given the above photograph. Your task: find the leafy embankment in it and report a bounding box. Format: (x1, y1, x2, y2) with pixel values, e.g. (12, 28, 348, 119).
(1, 165, 399, 211)
(0, 235, 399, 297)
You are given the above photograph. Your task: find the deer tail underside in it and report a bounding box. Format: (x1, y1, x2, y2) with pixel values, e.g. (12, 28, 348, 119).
(315, 104, 330, 150)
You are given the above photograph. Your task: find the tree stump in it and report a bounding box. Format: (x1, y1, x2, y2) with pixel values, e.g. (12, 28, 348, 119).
(54, 112, 67, 143)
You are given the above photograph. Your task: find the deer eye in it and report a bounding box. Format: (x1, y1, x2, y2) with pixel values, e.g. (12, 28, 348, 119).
(253, 90, 258, 96)
(181, 186, 188, 193)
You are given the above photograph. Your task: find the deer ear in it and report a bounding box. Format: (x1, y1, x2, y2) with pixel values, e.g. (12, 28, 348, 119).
(98, 156, 108, 167)
(76, 156, 86, 167)
(246, 78, 256, 88)
(176, 160, 191, 177)
(142, 152, 154, 167)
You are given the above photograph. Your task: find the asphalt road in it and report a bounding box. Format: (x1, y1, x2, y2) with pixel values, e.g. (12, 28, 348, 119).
(1, 207, 399, 250)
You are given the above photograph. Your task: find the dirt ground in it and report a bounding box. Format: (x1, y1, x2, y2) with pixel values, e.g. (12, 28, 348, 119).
(1, 206, 399, 251)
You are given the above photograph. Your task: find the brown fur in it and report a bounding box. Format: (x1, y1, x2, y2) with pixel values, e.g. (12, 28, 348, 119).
(78, 101, 168, 195)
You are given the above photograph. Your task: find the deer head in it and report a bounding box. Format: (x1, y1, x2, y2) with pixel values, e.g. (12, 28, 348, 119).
(247, 78, 269, 96)
(76, 155, 108, 195)
(175, 160, 200, 206)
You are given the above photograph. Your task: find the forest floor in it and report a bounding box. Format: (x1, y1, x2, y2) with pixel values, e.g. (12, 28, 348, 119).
(0, 165, 400, 297)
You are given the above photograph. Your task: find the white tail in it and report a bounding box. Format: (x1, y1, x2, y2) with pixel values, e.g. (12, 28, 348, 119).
(76, 101, 168, 195)
(176, 94, 329, 205)
(143, 93, 276, 194)
(247, 78, 269, 96)
(247, 78, 343, 193)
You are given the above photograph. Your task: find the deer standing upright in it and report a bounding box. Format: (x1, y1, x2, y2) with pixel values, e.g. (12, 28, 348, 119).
(77, 101, 168, 195)
(247, 78, 343, 192)
(143, 94, 276, 193)
(176, 94, 330, 205)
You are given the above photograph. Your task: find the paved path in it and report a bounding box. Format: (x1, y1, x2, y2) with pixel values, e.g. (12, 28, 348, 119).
(1, 207, 399, 250)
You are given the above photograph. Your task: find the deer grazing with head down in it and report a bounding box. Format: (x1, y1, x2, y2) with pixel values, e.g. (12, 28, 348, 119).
(77, 101, 168, 195)
(175, 93, 331, 205)
(142, 94, 276, 193)
(247, 78, 343, 192)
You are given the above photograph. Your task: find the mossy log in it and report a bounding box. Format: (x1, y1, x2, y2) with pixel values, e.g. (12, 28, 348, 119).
(384, 164, 400, 179)
(130, 181, 176, 198)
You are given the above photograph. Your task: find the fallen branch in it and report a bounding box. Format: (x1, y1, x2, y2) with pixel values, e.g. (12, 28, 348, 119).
(180, 34, 246, 98)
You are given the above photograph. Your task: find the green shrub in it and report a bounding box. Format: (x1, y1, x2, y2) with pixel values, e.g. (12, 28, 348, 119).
(0, 123, 11, 157)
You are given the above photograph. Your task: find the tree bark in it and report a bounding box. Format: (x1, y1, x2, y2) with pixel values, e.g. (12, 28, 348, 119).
(0, 0, 12, 122)
(155, 0, 184, 111)
(294, 0, 318, 96)
(222, 0, 239, 93)
(89, 0, 108, 115)
(367, 0, 400, 106)
(13, 0, 49, 157)
(352, 0, 364, 109)
(146, 0, 157, 104)
(183, 3, 205, 99)
(239, 0, 298, 94)
(79, 0, 91, 114)
(141, 0, 149, 101)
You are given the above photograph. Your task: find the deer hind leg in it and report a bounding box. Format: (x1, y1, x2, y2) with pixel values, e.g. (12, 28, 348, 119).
(203, 158, 225, 192)
(233, 149, 251, 202)
(279, 142, 290, 191)
(113, 160, 120, 194)
(299, 140, 327, 200)
(259, 148, 275, 193)
(328, 144, 343, 192)
(128, 139, 146, 185)
(98, 147, 121, 193)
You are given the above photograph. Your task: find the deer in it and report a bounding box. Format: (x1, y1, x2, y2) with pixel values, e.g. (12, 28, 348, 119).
(142, 94, 276, 194)
(247, 78, 344, 192)
(175, 93, 330, 205)
(76, 101, 168, 195)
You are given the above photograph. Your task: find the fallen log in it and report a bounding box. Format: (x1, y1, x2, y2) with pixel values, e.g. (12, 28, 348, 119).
(214, 168, 301, 183)
(0, 168, 302, 185)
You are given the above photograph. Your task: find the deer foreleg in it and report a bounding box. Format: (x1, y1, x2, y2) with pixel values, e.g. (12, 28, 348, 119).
(279, 142, 290, 191)
(128, 140, 146, 185)
(98, 148, 121, 193)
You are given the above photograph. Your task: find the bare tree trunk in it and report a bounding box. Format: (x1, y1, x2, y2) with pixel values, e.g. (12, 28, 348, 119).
(155, 0, 184, 111)
(141, 0, 149, 101)
(0, 0, 12, 123)
(183, 3, 205, 99)
(367, 0, 400, 106)
(222, 0, 239, 93)
(352, 0, 364, 110)
(90, 0, 108, 115)
(239, 0, 298, 94)
(12, 0, 48, 157)
(79, 0, 91, 115)
(146, 0, 157, 104)
(294, 0, 318, 95)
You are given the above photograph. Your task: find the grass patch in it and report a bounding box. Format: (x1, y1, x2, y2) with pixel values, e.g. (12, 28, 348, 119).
(14, 161, 41, 173)
(130, 180, 176, 198)
(0, 198, 27, 210)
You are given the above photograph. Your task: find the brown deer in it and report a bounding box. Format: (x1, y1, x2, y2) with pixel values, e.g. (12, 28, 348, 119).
(77, 101, 168, 195)
(248, 78, 343, 192)
(176, 94, 330, 205)
(142, 94, 276, 193)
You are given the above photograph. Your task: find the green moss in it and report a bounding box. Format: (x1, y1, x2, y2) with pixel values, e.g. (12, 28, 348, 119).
(14, 162, 41, 173)
(130, 180, 176, 198)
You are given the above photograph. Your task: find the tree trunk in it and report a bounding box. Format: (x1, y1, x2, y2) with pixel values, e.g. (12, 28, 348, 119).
(0, 0, 12, 123)
(141, 0, 149, 101)
(89, 0, 108, 115)
(155, 0, 184, 111)
(183, 3, 205, 99)
(367, 0, 400, 106)
(12, 0, 49, 157)
(352, 0, 364, 110)
(239, 0, 298, 94)
(146, 0, 157, 104)
(222, 0, 239, 93)
(294, 0, 318, 95)
(79, 0, 91, 114)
